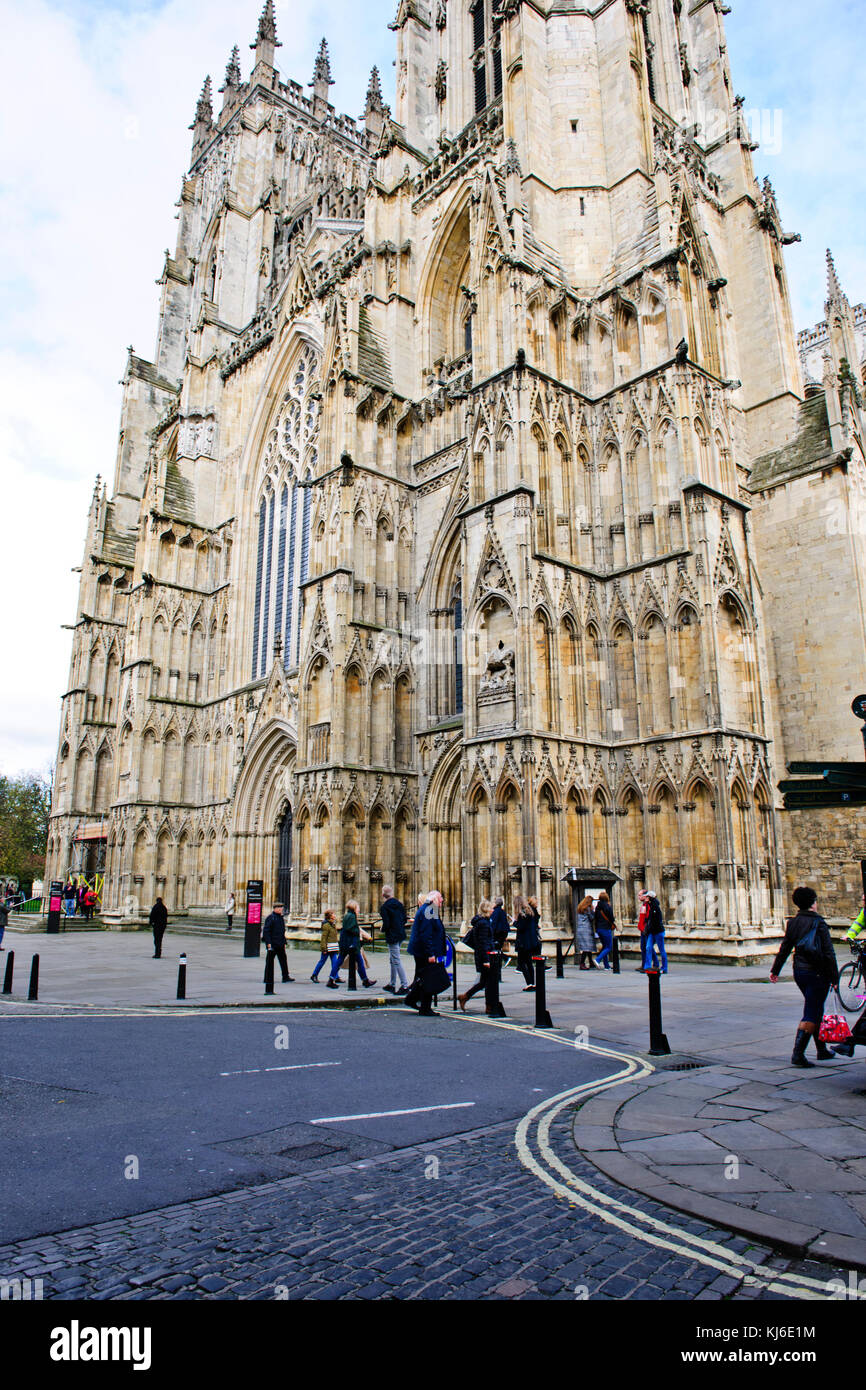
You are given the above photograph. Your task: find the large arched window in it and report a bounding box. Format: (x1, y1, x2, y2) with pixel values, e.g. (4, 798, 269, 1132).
(251, 344, 319, 679)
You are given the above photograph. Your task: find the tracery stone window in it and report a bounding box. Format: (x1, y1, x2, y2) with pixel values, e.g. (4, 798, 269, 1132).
(251, 344, 319, 678)
(470, 0, 503, 115)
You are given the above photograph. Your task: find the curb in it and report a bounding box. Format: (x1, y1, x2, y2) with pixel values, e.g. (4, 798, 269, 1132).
(0, 994, 406, 1011)
(572, 1062, 866, 1270)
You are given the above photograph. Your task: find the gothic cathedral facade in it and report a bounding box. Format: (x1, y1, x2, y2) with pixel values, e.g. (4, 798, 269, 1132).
(46, 0, 866, 958)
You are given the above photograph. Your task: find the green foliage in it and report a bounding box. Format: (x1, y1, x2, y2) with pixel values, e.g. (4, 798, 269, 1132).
(0, 772, 52, 894)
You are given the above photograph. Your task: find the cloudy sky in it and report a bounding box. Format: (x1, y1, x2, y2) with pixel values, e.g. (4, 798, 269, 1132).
(0, 0, 862, 780)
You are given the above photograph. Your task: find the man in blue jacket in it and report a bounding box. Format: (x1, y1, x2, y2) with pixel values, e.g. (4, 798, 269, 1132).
(381, 885, 409, 994)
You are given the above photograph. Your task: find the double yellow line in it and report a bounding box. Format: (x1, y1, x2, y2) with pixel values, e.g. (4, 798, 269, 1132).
(450, 1011, 847, 1301)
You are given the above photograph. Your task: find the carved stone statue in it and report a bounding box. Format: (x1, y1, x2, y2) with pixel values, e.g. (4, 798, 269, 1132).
(480, 639, 516, 692)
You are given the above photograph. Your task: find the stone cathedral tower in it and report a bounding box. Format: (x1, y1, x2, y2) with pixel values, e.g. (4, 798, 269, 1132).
(46, 0, 866, 959)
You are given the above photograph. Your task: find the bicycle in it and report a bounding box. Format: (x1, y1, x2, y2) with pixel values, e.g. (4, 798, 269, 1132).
(837, 943, 866, 1012)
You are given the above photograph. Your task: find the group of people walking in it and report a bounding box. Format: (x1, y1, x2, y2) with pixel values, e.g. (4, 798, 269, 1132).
(294, 886, 449, 1016)
(140, 873, 866, 1074)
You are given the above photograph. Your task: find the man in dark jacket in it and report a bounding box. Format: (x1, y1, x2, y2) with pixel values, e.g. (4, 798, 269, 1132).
(411, 891, 447, 1016)
(0, 896, 8, 950)
(149, 897, 168, 958)
(381, 885, 409, 994)
(262, 902, 294, 983)
(490, 897, 510, 948)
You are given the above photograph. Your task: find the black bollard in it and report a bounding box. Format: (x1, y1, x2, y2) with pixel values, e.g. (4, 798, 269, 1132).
(485, 950, 506, 1018)
(177, 952, 187, 1001)
(2, 950, 13, 994)
(347, 950, 357, 992)
(28, 954, 39, 1002)
(533, 955, 554, 1028)
(451, 939, 458, 1012)
(555, 939, 564, 979)
(646, 968, 671, 1055)
(263, 946, 275, 996)
(611, 932, 621, 976)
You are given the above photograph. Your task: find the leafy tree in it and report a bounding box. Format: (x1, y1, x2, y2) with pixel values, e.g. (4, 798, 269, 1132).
(0, 772, 52, 894)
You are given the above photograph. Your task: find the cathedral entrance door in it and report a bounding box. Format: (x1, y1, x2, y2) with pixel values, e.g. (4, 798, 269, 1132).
(277, 805, 293, 910)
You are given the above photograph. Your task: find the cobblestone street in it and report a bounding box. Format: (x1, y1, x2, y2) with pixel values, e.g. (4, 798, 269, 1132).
(0, 1088, 839, 1301)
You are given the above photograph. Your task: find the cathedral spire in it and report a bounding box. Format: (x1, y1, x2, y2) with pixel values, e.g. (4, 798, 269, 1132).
(826, 248, 849, 315)
(311, 38, 334, 106)
(250, 0, 281, 71)
(366, 65, 383, 111)
(220, 45, 242, 98)
(364, 65, 384, 141)
(191, 75, 213, 128)
(824, 249, 861, 404)
(189, 76, 213, 158)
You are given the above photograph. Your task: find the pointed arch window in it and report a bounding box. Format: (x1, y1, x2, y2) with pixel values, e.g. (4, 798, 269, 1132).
(274, 484, 288, 648)
(453, 579, 463, 714)
(251, 499, 267, 680)
(260, 487, 275, 677)
(250, 345, 319, 679)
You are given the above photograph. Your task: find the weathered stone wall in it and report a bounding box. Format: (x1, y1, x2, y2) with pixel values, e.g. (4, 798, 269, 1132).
(782, 806, 866, 924)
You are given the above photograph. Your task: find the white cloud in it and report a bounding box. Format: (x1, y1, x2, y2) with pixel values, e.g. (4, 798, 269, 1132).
(0, 0, 861, 775)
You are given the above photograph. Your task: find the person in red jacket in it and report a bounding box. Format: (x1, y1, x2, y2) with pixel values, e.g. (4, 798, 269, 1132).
(635, 890, 651, 971)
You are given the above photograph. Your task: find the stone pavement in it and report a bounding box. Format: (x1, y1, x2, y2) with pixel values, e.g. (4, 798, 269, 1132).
(4, 924, 866, 1266)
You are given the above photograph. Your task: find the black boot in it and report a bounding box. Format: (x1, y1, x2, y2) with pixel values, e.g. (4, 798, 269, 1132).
(813, 1035, 837, 1060)
(833, 1040, 855, 1057)
(791, 1027, 814, 1067)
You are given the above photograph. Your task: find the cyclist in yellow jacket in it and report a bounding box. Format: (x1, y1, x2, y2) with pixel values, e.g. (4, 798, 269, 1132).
(846, 897, 866, 942)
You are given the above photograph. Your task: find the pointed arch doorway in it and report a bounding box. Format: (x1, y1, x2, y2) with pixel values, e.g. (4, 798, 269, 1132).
(230, 718, 296, 909)
(277, 804, 293, 910)
(424, 739, 464, 922)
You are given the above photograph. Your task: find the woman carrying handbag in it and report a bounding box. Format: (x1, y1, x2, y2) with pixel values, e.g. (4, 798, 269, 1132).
(770, 885, 839, 1066)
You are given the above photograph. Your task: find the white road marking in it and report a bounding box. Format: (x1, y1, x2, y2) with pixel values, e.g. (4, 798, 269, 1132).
(219, 1062, 342, 1076)
(311, 1102, 475, 1124)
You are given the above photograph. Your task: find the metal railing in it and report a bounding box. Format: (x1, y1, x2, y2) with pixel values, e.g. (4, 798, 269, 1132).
(8, 897, 42, 915)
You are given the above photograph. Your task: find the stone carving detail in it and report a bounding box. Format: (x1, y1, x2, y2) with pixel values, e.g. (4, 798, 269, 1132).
(178, 417, 216, 459)
(479, 640, 515, 693)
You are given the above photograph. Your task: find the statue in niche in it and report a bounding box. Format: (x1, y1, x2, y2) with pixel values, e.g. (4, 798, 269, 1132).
(480, 639, 516, 693)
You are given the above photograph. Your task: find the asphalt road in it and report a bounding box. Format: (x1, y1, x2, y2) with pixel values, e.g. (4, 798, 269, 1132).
(0, 1007, 614, 1242)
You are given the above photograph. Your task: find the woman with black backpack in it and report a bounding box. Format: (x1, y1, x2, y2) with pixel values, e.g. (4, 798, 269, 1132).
(770, 885, 839, 1067)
